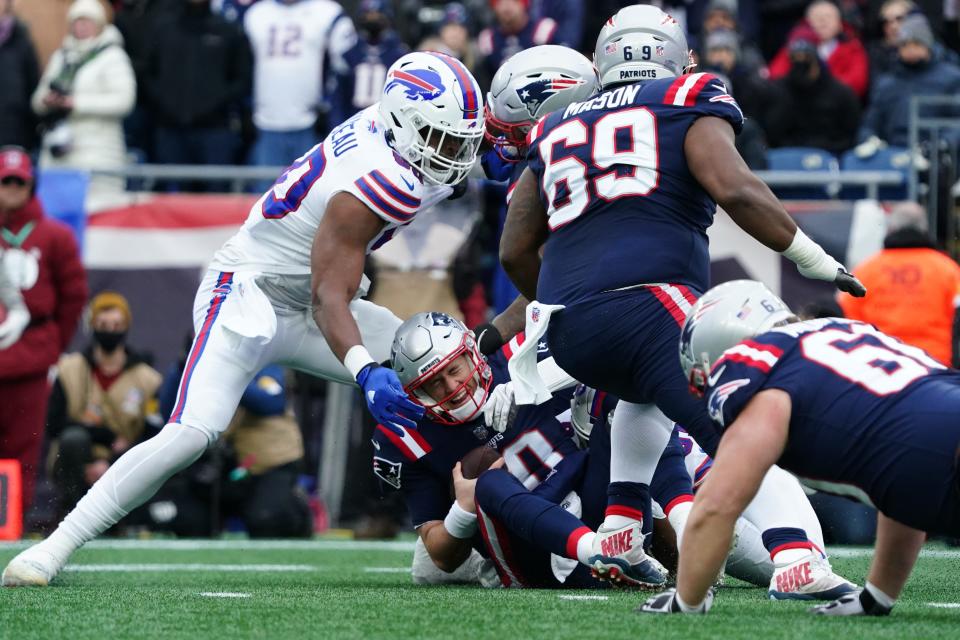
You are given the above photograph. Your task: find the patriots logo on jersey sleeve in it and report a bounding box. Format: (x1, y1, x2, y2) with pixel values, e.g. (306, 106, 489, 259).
(373, 456, 403, 489)
(516, 78, 585, 118)
(707, 378, 751, 426)
(385, 69, 445, 102)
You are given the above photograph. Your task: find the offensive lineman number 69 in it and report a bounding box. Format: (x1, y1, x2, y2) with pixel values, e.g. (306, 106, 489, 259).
(538, 107, 659, 229)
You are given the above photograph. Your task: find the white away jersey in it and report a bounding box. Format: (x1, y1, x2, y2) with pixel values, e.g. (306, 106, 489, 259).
(210, 105, 453, 280)
(244, 0, 357, 130)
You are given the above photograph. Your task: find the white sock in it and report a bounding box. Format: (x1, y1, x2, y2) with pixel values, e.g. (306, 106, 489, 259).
(676, 592, 705, 613)
(576, 532, 597, 564)
(667, 500, 692, 550)
(602, 515, 639, 530)
(40, 424, 209, 564)
(608, 401, 674, 484)
(771, 547, 810, 565)
(865, 581, 896, 608)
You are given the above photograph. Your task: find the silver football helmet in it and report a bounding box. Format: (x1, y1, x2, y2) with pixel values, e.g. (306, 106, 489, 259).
(391, 312, 493, 425)
(570, 384, 608, 446)
(679, 280, 796, 396)
(485, 45, 599, 159)
(594, 5, 693, 88)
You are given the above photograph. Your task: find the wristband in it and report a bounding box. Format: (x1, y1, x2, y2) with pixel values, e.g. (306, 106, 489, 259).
(345, 345, 376, 380)
(443, 501, 478, 539)
(781, 229, 828, 269)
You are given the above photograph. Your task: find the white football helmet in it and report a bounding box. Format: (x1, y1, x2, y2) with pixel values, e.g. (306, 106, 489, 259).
(391, 312, 493, 425)
(485, 45, 599, 159)
(594, 5, 693, 88)
(380, 51, 484, 185)
(679, 280, 796, 396)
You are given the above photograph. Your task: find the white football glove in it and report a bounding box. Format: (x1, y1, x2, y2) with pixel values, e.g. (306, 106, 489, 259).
(0, 306, 30, 349)
(482, 382, 516, 433)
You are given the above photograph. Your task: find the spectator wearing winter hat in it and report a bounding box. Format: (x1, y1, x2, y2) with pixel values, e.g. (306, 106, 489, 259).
(46, 290, 163, 516)
(477, 0, 556, 88)
(31, 0, 136, 210)
(766, 37, 861, 154)
(0, 146, 88, 511)
(768, 0, 870, 99)
(700, 29, 772, 122)
(695, 0, 765, 74)
(0, 0, 40, 150)
(438, 2, 479, 75)
(857, 13, 960, 152)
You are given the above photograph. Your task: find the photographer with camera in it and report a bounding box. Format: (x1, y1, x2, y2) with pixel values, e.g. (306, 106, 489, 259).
(31, 0, 135, 210)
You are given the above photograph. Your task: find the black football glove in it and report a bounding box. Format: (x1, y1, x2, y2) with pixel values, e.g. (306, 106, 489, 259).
(636, 588, 714, 615)
(835, 268, 867, 297)
(473, 322, 505, 356)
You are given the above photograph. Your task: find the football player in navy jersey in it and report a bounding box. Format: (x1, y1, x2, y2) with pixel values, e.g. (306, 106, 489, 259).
(499, 4, 866, 575)
(573, 386, 856, 599)
(374, 311, 668, 588)
(641, 279, 960, 616)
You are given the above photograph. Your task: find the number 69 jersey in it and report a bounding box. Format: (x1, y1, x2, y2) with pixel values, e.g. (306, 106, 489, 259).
(210, 105, 452, 281)
(525, 73, 743, 306)
(705, 317, 960, 534)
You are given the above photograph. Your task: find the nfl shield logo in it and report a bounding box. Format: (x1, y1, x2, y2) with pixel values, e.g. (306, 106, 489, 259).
(531, 307, 541, 322)
(656, 45, 664, 56)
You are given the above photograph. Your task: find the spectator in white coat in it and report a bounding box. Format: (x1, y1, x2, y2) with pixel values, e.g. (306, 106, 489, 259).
(32, 0, 136, 210)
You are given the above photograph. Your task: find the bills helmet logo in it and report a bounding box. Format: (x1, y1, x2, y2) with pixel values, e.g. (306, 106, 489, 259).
(516, 78, 585, 118)
(385, 69, 446, 102)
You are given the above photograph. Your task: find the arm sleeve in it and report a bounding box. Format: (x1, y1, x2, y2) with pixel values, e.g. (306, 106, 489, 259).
(71, 49, 136, 117)
(50, 224, 89, 352)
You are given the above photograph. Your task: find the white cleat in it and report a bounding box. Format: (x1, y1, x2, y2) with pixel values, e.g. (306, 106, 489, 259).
(768, 551, 857, 601)
(2, 547, 64, 587)
(587, 521, 667, 589)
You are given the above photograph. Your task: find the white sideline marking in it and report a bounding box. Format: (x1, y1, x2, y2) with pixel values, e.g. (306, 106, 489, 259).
(558, 595, 609, 601)
(363, 567, 410, 573)
(927, 603, 960, 609)
(199, 592, 251, 598)
(64, 563, 316, 572)
(0, 539, 417, 552)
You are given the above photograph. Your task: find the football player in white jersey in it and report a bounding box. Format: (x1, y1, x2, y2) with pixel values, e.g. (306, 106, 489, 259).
(2, 51, 485, 587)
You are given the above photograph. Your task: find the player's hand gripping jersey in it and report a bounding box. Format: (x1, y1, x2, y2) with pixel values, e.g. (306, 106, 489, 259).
(210, 105, 453, 303)
(526, 73, 744, 305)
(704, 317, 960, 532)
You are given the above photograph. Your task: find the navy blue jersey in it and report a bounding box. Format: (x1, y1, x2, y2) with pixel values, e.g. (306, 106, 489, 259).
(526, 73, 744, 305)
(372, 344, 578, 528)
(335, 32, 409, 120)
(705, 318, 960, 533)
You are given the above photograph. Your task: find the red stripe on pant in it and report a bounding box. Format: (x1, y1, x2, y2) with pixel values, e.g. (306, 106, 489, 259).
(477, 506, 529, 587)
(647, 286, 686, 326)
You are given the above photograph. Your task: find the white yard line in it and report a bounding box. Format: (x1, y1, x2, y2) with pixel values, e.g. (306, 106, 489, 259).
(927, 603, 960, 609)
(64, 563, 317, 572)
(828, 548, 960, 559)
(362, 567, 410, 573)
(199, 592, 251, 598)
(558, 595, 609, 601)
(0, 539, 416, 552)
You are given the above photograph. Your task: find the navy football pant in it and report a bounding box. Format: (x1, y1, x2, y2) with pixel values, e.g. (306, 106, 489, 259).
(547, 286, 721, 455)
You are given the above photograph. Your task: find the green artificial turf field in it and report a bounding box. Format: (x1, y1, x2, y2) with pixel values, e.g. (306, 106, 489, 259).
(2, 539, 960, 640)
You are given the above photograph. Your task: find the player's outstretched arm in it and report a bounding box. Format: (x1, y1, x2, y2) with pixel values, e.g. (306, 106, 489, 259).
(474, 294, 530, 355)
(673, 390, 789, 611)
(686, 117, 865, 298)
(500, 168, 549, 301)
(311, 193, 424, 432)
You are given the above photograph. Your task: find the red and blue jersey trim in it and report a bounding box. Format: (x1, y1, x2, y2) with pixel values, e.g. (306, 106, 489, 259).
(370, 170, 420, 208)
(355, 174, 418, 223)
(663, 72, 717, 107)
(433, 52, 480, 120)
(170, 272, 234, 424)
(376, 424, 432, 461)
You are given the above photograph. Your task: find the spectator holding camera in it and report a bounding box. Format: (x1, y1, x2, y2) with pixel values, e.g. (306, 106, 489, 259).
(46, 291, 162, 516)
(31, 0, 135, 209)
(0, 0, 40, 150)
(0, 147, 87, 511)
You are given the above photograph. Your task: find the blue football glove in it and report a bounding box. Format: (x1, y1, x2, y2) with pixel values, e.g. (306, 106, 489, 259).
(357, 363, 425, 435)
